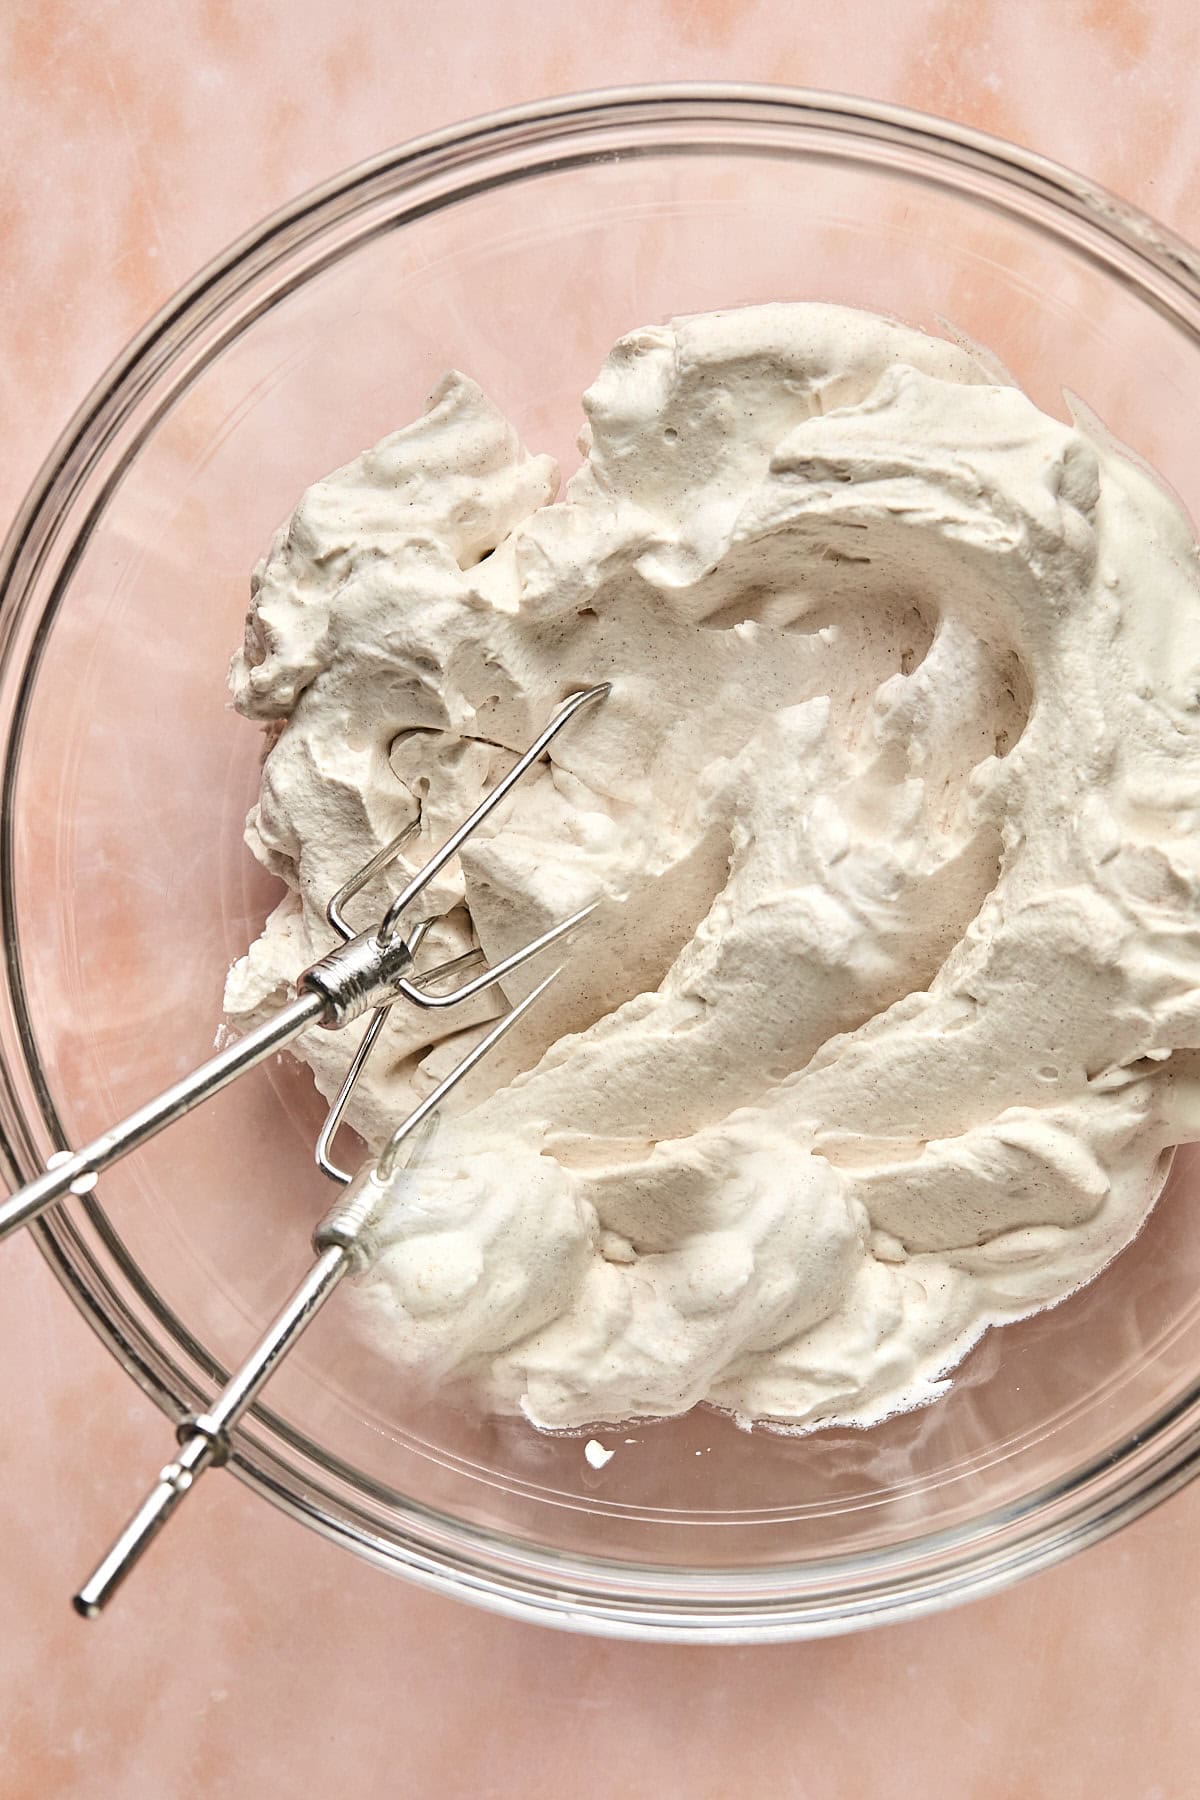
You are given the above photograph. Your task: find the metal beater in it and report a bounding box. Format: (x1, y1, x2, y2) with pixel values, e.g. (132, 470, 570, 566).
(0, 684, 609, 1615)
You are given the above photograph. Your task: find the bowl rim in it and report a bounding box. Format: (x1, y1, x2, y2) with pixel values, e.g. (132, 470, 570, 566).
(4, 81, 1200, 1642)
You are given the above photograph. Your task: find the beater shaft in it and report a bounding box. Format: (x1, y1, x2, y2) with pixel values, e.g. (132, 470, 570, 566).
(0, 991, 325, 1243)
(73, 1244, 347, 1618)
(73, 971, 560, 1616)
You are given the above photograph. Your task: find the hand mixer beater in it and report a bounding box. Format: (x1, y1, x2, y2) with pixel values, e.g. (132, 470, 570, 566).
(0, 683, 610, 1615)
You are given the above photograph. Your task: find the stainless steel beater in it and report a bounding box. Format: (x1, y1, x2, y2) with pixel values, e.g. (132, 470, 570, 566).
(0, 683, 610, 1614)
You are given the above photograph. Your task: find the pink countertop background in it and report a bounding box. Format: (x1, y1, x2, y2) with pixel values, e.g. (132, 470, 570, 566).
(4, 3, 1200, 1795)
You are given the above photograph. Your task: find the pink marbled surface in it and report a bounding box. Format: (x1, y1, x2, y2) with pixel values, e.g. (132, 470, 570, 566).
(4, 3, 1200, 1795)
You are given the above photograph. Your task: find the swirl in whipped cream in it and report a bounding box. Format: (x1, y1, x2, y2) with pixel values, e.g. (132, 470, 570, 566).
(228, 303, 1200, 1431)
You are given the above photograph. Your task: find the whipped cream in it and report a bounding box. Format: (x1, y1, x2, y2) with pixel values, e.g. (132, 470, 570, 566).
(227, 303, 1200, 1432)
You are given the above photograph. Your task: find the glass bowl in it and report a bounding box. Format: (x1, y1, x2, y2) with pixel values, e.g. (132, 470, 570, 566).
(5, 85, 1200, 1644)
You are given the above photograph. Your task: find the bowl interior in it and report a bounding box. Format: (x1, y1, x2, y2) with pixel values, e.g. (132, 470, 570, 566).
(10, 120, 1200, 1584)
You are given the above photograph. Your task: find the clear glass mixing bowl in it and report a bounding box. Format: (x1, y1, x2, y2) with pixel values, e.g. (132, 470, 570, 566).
(4, 85, 1200, 1643)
